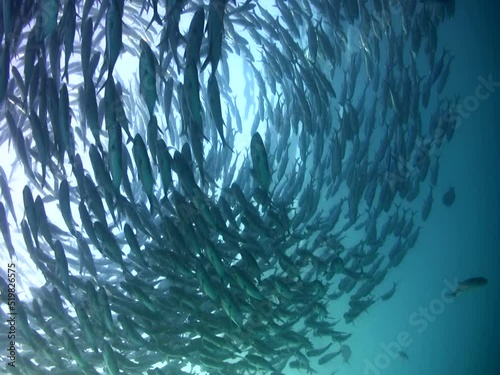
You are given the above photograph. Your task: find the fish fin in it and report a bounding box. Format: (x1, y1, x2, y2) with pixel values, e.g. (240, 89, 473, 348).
(146, 12, 162, 31)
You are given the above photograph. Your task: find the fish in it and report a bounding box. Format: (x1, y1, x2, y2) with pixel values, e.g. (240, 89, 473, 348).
(81, 17, 94, 81)
(101, 0, 123, 92)
(399, 350, 409, 360)
(201, 0, 229, 73)
(139, 39, 158, 117)
(59, 0, 76, 83)
(0, 202, 15, 258)
(442, 186, 455, 206)
(156, 139, 173, 198)
(58, 179, 76, 235)
(340, 344, 352, 364)
(184, 7, 205, 66)
(58, 83, 73, 163)
(0, 1, 464, 374)
(250, 132, 271, 193)
(318, 350, 341, 365)
(132, 134, 156, 212)
(0, 166, 17, 223)
(421, 187, 433, 221)
(446, 276, 488, 298)
(379, 281, 398, 301)
(104, 78, 123, 191)
(207, 73, 231, 149)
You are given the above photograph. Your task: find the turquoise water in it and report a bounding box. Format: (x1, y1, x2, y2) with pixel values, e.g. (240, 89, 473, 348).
(343, 3, 499, 375)
(0, 1, 498, 374)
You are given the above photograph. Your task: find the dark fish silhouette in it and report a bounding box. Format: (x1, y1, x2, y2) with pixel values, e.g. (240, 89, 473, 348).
(447, 276, 488, 298)
(442, 187, 455, 206)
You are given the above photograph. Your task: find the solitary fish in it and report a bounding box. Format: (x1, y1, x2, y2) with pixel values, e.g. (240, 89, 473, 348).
(447, 276, 488, 298)
(442, 187, 455, 206)
(399, 350, 409, 360)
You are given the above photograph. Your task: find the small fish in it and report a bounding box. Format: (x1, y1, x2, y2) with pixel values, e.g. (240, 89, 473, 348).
(442, 186, 455, 206)
(29, 110, 50, 187)
(81, 18, 94, 81)
(201, 0, 229, 73)
(207, 73, 231, 149)
(318, 350, 340, 365)
(421, 187, 433, 221)
(0, 166, 17, 223)
(340, 344, 351, 364)
(53, 240, 70, 290)
(102, 339, 120, 375)
(104, 78, 123, 190)
(139, 39, 158, 117)
(60, 0, 76, 83)
(184, 7, 205, 65)
(379, 281, 398, 301)
(156, 139, 173, 198)
(58, 179, 76, 235)
(132, 134, 156, 212)
(250, 132, 271, 193)
(399, 350, 409, 360)
(0, 202, 16, 259)
(101, 0, 123, 92)
(58, 83, 72, 163)
(447, 276, 488, 298)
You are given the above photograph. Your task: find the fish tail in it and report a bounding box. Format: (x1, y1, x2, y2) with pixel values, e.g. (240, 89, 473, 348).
(62, 67, 68, 83)
(146, 12, 162, 31)
(201, 55, 210, 72)
(97, 77, 108, 96)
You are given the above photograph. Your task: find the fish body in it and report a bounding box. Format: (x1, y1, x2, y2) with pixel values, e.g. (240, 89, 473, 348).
(60, 0, 76, 82)
(103, 0, 122, 90)
(442, 187, 455, 206)
(104, 78, 123, 190)
(250, 132, 271, 193)
(447, 276, 488, 298)
(156, 139, 173, 197)
(132, 134, 155, 211)
(41, 0, 59, 39)
(184, 7, 205, 65)
(0, 167, 17, 223)
(207, 73, 230, 148)
(201, 0, 228, 73)
(139, 39, 158, 117)
(0, 202, 15, 258)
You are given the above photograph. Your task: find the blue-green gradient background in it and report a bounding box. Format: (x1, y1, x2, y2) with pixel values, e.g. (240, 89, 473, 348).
(334, 2, 499, 375)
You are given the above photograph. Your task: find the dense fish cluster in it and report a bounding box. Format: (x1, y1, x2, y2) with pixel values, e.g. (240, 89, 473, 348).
(0, 0, 458, 374)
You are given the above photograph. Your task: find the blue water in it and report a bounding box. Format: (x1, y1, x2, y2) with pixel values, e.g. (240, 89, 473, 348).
(1, 1, 498, 374)
(334, 2, 500, 375)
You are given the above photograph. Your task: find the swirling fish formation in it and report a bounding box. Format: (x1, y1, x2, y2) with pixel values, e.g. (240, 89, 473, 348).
(0, 0, 457, 374)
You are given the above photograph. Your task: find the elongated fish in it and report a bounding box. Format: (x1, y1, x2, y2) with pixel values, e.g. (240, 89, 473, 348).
(447, 276, 488, 298)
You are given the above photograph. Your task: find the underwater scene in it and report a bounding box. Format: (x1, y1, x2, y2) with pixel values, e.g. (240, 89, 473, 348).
(0, 0, 498, 374)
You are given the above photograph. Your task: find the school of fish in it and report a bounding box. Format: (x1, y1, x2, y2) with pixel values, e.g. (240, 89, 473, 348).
(0, 0, 458, 374)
